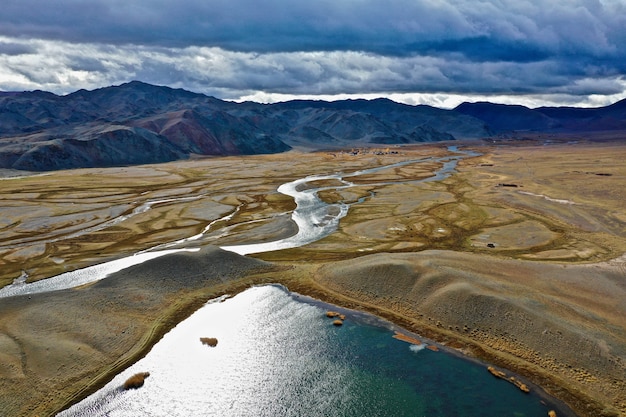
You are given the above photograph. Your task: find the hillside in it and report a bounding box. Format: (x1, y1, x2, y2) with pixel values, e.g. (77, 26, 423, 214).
(0, 82, 488, 171)
(2, 81, 625, 171)
(455, 99, 626, 133)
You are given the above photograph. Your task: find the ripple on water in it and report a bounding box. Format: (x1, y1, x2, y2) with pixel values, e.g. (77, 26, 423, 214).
(59, 285, 572, 417)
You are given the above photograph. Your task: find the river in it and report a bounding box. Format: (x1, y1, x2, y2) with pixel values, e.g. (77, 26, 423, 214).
(0, 147, 576, 416)
(0, 146, 475, 298)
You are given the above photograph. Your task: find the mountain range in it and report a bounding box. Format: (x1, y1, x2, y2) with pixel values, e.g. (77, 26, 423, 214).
(455, 100, 626, 132)
(0, 81, 624, 171)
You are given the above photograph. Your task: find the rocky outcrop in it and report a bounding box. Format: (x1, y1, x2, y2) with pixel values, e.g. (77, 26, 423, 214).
(200, 337, 218, 347)
(487, 366, 530, 393)
(123, 372, 150, 390)
(326, 310, 346, 326)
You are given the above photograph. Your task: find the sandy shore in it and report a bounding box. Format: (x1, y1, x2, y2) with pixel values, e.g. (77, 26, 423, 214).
(0, 247, 278, 416)
(309, 251, 626, 417)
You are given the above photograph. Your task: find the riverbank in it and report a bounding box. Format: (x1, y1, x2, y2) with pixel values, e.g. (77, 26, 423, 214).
(0, 247, 279, 416)
(301, 252, 626, 417)
(0, 246, 622, 416)
(59, 284, 576, 417)
(1, 141, 625, 416)
(0, 248, 624, 417)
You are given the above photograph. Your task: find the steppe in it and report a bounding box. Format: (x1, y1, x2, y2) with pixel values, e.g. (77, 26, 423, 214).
(0, 139, 625, 416)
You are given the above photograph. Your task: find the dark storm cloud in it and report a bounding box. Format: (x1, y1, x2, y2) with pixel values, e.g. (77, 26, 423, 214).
(1, 0, 625, 106)
(3, 0, 625, 62)
(0, 0, 464, 52)
(0, 41, 36, 56)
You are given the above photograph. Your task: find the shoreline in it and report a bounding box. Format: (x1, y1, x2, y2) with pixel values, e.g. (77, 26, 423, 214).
(1, 141, 624, 417)
(0, 247, 619, 417)
(53, 274, 583, 417)
(302, 251, 626, 417)
(282, 280, 588, 417)
(53, 279, 257, 415)
(281, 275, 589, 417)
(281, 283, 577, 416)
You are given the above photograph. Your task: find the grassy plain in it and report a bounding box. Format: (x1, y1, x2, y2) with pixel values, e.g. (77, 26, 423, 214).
(0, 139, 625, 416)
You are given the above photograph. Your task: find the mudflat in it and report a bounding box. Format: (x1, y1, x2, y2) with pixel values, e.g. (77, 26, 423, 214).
(0, 140, 625, 416)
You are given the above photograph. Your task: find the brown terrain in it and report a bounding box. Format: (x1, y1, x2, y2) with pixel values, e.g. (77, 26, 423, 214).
(0, 139, 625, 416)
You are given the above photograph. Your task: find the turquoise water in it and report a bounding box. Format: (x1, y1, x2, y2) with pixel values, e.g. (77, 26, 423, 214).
(59, 285, 574, 416)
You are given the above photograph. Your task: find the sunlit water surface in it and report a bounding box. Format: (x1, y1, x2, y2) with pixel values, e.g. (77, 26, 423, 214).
(0, 147, 476, 298)
(59, 286, 567, 417)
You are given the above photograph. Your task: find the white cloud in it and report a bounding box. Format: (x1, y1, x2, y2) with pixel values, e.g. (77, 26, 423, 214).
(0, 36, 624, 108)
(1, 0, 625, 107)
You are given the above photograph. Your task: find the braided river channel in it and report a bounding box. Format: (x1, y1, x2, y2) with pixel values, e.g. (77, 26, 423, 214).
(1, 147, 576, 416)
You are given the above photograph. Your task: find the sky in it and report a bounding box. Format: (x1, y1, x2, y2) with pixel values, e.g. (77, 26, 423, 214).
(1, 0, 625, 109)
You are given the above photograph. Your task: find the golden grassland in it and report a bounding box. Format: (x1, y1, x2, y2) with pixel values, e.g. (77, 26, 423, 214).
(0, 139, 625, 416)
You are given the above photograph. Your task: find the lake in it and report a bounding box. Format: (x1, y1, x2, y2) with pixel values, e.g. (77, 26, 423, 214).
(59, 285, 571, 416)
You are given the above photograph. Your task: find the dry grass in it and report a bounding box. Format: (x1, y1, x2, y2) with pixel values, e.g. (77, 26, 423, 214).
(0, 149, 423, 286)
(1, 140, 625, 417)
(311, 248, 626, 416)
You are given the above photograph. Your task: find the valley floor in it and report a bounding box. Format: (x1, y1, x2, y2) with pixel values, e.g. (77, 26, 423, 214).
(0, 139, 625, 416)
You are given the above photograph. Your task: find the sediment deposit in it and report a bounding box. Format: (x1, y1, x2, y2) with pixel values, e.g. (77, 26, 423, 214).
(0, 140, 625, 416)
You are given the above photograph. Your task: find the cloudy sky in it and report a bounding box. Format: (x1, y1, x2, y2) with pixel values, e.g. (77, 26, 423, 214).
(1, 0, 625, 108)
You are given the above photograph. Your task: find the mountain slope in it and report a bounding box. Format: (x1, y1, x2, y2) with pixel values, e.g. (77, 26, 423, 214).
(0, 82, 488, 171)
(1, 126, 187, 171)
(131, 109, 290, 155)
(455, 98, 626, 133)
(2, 81, 624, 171)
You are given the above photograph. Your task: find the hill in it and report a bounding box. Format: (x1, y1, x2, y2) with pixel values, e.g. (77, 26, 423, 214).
(0, 82, 488, 171)
(2, 81, 625, 171)
(455, 98, 626, 133)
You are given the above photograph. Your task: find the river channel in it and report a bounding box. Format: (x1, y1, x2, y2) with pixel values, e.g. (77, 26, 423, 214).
(0, 146, 576, 416)
(0, 146, 475, 298)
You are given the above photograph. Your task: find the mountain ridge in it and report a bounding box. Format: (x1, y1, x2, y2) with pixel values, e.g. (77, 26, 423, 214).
(1, 81, 624, 171)
(455, 98, 626, 132)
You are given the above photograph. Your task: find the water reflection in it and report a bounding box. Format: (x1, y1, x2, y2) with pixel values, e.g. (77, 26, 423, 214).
(59, 286, 570, 417)
(222, 146, 478, 255)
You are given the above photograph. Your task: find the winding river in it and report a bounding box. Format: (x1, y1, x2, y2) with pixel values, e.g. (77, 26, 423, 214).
(0, 146, 476, 298)
(0, 146, 577, 416)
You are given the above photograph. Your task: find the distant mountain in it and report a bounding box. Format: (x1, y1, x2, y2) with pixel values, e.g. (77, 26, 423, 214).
(2, 126, 187, 171)
(130, 109, 289, 156)
(0, 81, 490, 171)
(1, 81, 624, 171)
(260, 98, 486, 143)
(455, 98, 626, 133)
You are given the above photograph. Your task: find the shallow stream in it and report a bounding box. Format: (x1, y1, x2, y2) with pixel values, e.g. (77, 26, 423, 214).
(0, 146, 475, 297)
(0, 147, 577, 416)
